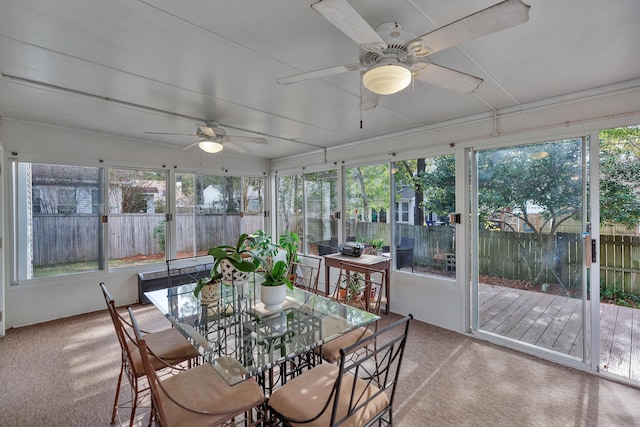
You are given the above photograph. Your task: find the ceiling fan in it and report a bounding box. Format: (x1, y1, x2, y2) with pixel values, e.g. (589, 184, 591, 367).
(277, 0, 530, 110)
(145, 122, 268, 154)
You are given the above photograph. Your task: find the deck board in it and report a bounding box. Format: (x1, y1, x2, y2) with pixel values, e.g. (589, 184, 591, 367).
(630, 308, 640, 380)
(478, 284, 640, 381)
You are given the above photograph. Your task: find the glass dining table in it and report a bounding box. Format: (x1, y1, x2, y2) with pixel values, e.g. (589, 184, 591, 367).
(145, 279, 379, 393)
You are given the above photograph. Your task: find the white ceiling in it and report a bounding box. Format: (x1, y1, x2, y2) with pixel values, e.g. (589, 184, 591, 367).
(0, 0, 639, 160)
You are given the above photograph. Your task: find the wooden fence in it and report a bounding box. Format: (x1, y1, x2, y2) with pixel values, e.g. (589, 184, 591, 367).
(600, 234, 640, 294)
(32, 215, 639, 293)
(32, 213, 263, 265)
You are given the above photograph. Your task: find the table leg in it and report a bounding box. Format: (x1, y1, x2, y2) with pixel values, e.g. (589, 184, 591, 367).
(384, 268, 390, 314)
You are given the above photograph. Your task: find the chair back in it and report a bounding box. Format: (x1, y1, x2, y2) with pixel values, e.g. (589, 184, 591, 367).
(398, 236, 414, 249)
(288, 253, 322, 294)
(332, 314, 412, 426)
(99, 282, 143, 382)
(127, 307, 170, 426)
(330, 262, 386, 315)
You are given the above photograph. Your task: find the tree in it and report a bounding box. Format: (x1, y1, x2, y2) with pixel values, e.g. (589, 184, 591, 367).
(345, 164, 389, 222)
(477, 140, 585, 286)
(418, 155, 456, 218)
(599, 126, 640, 228)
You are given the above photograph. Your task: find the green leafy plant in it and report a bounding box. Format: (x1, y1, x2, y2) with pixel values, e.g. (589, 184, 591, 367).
(207, 233, 260, 274)
(249, 229, 279, 265)
(369, 238, 385, 249)
(260, 260, 293, 289)
(338, 272, 364, 300)
(152, 219, 166, 251)
(600, 281, 640, 308)
(278, 230, 300, 266)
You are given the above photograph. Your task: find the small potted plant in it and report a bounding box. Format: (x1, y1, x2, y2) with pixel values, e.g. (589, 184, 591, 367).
(260, 259, 293, 310)
(208, 233, 260, 284)
(193, 272, 223, 305)
(335, 271, 365, 301)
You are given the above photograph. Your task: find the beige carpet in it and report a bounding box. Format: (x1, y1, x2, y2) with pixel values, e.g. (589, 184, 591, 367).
(1, 305, 639, 426)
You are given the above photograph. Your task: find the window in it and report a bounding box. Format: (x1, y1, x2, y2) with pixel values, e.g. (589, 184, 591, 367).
(393, 156, 456, 278)
(108, 168, 167, 268)
(344, 163, 390, 252)
(242, 177, 265, 235)
(305, 171, 338, 255)
(395, 201, 410, 223)
(57, 188, 77, 214)
(174, 174, 263, 259)
(10, 161, 102, 281)
(277, 174, 304, 248)
(277, 171, 337, 256)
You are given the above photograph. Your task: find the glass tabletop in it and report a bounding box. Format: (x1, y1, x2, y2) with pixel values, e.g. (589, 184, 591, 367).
(145, 280, 379, 385)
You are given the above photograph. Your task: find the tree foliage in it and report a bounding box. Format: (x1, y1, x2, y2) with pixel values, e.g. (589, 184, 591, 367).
(345, 164, 389, 221)
(599, 126, 640, 227)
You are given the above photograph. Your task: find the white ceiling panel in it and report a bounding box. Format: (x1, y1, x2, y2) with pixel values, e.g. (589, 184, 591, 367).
(0, 0, 638, 160)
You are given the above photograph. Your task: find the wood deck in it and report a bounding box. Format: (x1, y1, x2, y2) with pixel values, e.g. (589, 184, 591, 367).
(478, 284, 639, 381)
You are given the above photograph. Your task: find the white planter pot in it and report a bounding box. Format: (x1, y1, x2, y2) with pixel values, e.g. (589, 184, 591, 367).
(200, 282, 221, 305)
(220, 258, 251, 283)
(260, 285, 287, 310)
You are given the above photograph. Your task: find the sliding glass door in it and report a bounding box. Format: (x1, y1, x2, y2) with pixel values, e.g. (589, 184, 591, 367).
(472, 137, 592, 361)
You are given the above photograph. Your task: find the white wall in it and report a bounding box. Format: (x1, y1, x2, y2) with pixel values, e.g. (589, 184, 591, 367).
(2, 80, 640, 331)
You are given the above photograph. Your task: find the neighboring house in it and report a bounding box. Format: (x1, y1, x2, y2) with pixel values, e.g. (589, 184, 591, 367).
(29, 164, 165, 215)
(30, 164, 99, 214)
(395, 186, 448, 226)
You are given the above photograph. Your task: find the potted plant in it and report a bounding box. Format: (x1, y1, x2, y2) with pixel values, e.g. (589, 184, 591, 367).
(260, 260, 293, 310)
(193, 272, 223, 305)
(278, 230, 300, 268)
(370, 238, 386, 255)
(208, 233, 260, 284)
(336, 271, 364, 301)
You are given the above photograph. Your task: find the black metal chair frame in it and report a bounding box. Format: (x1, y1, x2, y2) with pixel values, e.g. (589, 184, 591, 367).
(396, 236, 414, 272)
(269, 314, 413, 426)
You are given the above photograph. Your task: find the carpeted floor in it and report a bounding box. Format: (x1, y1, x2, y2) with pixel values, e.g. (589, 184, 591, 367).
(1, 305, 640, 426)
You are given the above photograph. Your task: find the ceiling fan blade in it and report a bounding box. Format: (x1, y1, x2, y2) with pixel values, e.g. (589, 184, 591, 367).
(180, 142, 200, 151)
(145, 132, 197, 136)
(413, 62, 483, 94)
(277, 63, 362, 85)
(223, 142, 249, 155)
(227, 135, 268, 145)
(359, 88, 380, 111)
(410, 0, 531, 56)
(311, 0, 386, 52)
(197, 126, 216, 137)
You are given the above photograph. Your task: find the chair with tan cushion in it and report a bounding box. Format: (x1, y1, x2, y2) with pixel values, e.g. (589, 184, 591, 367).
(268, 315, 412, 427)
(318, 263, 386, 363)
(128, 307, 266, 427)
(100, 282, 200, 426)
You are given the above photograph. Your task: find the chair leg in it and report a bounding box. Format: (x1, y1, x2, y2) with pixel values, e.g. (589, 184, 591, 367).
(111, 363, 124, 425)
(129, 383, 139, 427)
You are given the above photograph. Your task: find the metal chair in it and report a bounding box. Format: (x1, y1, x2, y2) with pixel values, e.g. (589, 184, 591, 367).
(396, 236, 414, 272)
(288, 253, 323, 294)
(100, 282, 200, 426)
(268, 315, 413, 426)
(128, 307, 266, 427)
(318, 262, 386, 363)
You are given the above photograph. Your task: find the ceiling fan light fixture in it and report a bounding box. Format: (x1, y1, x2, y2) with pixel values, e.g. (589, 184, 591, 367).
(198, 140, 224, 153)
(363, 64, 411, 95)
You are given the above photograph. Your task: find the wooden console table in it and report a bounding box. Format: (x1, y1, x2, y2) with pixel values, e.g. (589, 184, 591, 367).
(323, 253, 392, 314)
